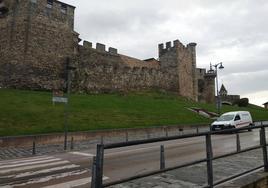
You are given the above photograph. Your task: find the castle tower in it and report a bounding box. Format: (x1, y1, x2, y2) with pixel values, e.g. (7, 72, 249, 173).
(203, 69, 216, 103)
(187, 42, 197, 101)
(0, 0, 79, 90)
(158, 40, 198, 101)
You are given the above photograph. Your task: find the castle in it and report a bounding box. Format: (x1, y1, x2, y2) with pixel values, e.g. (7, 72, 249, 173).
(0, 0, 216, 103)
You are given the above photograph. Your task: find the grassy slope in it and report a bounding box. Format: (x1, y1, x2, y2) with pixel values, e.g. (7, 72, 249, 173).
(0, 89, 267, 136)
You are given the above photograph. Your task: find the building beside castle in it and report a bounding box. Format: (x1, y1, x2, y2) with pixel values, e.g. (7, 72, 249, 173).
(263, 102, 268, 109)
(0, 0, 216, 103)
(219, 84, 240, 105)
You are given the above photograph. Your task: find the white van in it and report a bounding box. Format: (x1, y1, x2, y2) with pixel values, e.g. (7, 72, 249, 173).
(211, 111, 253, 131)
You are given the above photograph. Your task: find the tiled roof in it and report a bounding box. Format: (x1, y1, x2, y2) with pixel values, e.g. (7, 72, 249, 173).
(120, 55, 160, 68)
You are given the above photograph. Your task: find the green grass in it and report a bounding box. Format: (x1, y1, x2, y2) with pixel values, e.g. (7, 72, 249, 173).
(0, 89, 267, 136)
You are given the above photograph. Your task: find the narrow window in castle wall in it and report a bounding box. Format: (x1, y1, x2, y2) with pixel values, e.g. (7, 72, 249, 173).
(61, 4, 67, 14)
(0, 1, 8, 16)
(47, 0, 53, 8)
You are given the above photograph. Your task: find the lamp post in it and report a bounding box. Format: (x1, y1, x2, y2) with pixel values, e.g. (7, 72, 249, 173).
(64, 57, 76, 150)
(210, 62, 224, 115)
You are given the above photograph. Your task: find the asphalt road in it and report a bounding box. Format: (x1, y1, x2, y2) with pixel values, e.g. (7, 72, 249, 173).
(0, 129, 263, 188)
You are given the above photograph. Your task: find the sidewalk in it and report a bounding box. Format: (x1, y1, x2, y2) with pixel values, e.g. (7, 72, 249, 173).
(110, 149, 264, 188)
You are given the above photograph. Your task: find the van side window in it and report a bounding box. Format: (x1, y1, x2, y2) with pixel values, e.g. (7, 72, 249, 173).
(234, 115, 241, 121)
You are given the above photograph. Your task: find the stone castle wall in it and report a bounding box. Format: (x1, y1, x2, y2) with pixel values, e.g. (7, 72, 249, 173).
(220, 95, 240, 104)
(0, 0, 78, 90)
(196, 68, 216, 103)
(72, 42, 179, 93)
(0, 0, 216, 103)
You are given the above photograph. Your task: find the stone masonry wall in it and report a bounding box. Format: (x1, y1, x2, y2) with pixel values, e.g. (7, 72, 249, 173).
(72, 43, 179, 93)
(0, 0, 78, 90)
(203, 73, 216, 103)
(177, 43, 195, 100)
(196, 68, 216, 103)
(159, 40, 196, 100)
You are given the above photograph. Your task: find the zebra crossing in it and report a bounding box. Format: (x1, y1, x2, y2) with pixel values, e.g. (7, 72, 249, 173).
(0, 155, 108, 188)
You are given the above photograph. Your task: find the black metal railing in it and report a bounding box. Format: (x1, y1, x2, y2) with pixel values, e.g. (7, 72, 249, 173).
(91, 121, 268, 188)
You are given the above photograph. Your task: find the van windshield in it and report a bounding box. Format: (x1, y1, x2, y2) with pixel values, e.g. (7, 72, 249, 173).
(217, 114, 234, 121)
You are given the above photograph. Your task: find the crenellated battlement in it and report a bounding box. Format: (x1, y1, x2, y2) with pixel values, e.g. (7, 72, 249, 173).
(196, 68, 206, 77)
(158, 40, 197, 57)
(82, 40, 118, 55)
(158, 40, 182, 57)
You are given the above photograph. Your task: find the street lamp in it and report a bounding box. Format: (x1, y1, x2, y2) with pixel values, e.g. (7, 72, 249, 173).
(210, 62, 224, 115)
(64, 57, 76, 150)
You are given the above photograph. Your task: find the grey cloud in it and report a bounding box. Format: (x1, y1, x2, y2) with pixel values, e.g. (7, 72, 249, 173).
(221, 70, 268, 95)
(62, 0, 268, 104)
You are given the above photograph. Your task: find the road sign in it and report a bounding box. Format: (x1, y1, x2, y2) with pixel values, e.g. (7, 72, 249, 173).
(52, 97, 68, 103)
(52, 90, 67, 104)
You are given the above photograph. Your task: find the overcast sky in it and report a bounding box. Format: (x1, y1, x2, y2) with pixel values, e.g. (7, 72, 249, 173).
(64, 0, 268, 106)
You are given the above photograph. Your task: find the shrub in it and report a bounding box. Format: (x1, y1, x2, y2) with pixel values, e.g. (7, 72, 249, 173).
(233, 98, 249, 107)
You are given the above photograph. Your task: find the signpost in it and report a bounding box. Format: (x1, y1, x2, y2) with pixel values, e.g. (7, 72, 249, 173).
(52, 97, 68, 103)
(52, 57, 76, 150)
(52, 90, 67, 104)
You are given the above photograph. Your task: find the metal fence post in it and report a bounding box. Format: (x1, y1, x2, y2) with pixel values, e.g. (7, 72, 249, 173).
(260, 129, 263, 146)
(165, 127, 168, 137)
(206, 133, 213, 187)
(260, 122, 268, 172)
(179, 128, 183, 135)
(160, 145, 165, 170)
(125, 131, 129, 142)
(91, 156, 97, 188)
(196, 126, 199, 134)
(236, 133, 241, 152)
(32, 140, 36, 155)
(100, 136, 104, 145)
(147, 130, 150, 139)
(94, 144, 104, 188)
(70, 137, 74, 150)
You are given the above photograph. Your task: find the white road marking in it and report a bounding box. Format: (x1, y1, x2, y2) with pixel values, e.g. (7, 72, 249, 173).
(69, 152, 95, 157)
(1, 164, 80, 179)
(0, 158, 62, 169)
(0, 160, 70, 174)
(41, 176, 109, 188)
(41, 177, 90, 188)
(2, 169, 91, 187)
(0, 156, 54, 165)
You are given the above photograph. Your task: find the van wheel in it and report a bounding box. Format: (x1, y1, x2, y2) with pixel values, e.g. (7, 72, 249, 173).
(248, 124, 253, 132)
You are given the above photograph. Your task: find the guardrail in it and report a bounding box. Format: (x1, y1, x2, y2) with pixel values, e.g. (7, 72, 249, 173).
(91, 121, 268, 188)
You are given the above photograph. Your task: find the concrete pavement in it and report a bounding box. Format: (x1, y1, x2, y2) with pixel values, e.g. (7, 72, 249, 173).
(110, 149, 264, 188)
